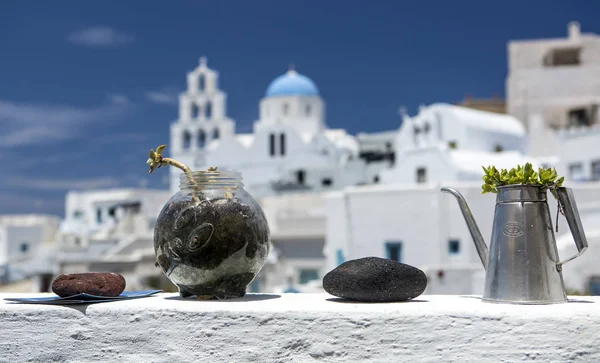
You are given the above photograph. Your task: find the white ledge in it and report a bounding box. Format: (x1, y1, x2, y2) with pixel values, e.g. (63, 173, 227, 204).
(1, 293, 600, 362)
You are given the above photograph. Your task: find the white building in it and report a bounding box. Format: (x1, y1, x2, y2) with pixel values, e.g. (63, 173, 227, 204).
(325, 97, 600, 295)
(60, 188, 170, 242)
(325, 178, 600, 296)
(53, 188, 172, 290)
(507, 21, 600, 130)
(0, 215, 60, 291)
(380, 103, 550, 185)
(169, 59, 393, 198)
(507, 21, 600, 186)
(251, 192, 328, 293)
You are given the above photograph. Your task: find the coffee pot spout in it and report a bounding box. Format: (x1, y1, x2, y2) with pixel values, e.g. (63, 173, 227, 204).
(441, 187, 489, 270)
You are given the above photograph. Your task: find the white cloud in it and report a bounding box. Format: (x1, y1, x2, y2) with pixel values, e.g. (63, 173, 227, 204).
(108, 93, 131, 105)
(6, 176, 121, 191)
(93, 132, 152, 145)
(67, 26, 134, 48)
(0, 99, 129, 148)
(145, 91, 178, 105)
(9, 152, 85, 170)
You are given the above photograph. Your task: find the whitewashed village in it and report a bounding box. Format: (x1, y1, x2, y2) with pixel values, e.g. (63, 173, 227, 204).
(3, 21, 600, 296)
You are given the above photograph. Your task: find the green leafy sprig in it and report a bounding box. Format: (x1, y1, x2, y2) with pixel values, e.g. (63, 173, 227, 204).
(481, 162, 565, 199)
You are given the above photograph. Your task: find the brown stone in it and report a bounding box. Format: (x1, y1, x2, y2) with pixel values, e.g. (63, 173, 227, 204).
(51, 272, 126, 298)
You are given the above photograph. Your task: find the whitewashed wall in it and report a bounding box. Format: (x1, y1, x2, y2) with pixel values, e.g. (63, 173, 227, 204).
(381, 146, 459, 184)
(325, 181, 600, 295)
(556, 125, 600, 181)
(506, 23, 600, 128)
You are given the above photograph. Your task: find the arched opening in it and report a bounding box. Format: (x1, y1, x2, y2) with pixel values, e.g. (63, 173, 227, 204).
(305, 104, 311, 116)
(280, 133, 286, 156)
(205, 101, 213, 119)
(199, 74, 205, 91)
(191, 103, 200, 119)
(283, 103, 289, 115)
(198, 130, 206, 148)
(183, 131, 192, 149)
(269, 133, 275, 156)
(212, 128, 220, 139)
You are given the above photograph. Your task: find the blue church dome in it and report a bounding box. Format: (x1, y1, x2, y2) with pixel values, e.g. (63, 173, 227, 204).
(266, 68, 319, 97)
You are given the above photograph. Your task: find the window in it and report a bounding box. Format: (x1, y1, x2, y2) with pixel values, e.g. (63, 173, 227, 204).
(448, 141, 457, 149)
(108, 207, 116, 218)
(385, 242, 403, 262)
(296, 170, 305, 185)
(183, 131, 192, 149)
(423, 122, 431, 134)
(74, 237, 81, 246)
(73, 210, 83, 219)
(280, 133, 286, 156)
(592, 160, 600, 181)
(568, 108, 591, 127)
(569, 163, 584, 180)
(494, 144, 503, 153)
(416, 167, 427, 183)
(322, 178, 332, 187)
(283, 103, 289, 115)
(269, 133, 276, 156)
(96, 208, 102, 224)
(20, 242, 29, 253)
(589, 276, 600, 296)
(299, 269, 319, 284)
(191, 103, 200, 119)
(199, 74, 205, 91)
(543, 47, 581, 67)
(449, 240, 460, 255)
(198, 130, 206, 148)
(205, 101, 213, 119)
(373, 175, 380, 183)
(336, 249, 345, 266)
(213, 128, 220, 139)
(305, 104, 311, 116)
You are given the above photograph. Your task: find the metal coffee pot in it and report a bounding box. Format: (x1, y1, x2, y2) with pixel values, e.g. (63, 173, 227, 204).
(441, 185, 588, 304)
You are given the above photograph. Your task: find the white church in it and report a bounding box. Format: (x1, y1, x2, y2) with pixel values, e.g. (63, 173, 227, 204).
(168, 57, 392, 198)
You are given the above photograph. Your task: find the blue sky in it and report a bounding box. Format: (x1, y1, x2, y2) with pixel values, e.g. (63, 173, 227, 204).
(0, 0, 598, 216)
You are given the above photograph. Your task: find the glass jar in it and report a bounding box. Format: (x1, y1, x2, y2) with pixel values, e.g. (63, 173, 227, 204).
(153, 170, 270, 299)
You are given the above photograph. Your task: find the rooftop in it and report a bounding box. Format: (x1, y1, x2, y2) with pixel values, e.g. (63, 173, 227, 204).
(427, 103, 526, 136)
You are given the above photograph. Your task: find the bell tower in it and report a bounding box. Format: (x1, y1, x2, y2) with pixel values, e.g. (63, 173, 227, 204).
(169, 57, 236, 193)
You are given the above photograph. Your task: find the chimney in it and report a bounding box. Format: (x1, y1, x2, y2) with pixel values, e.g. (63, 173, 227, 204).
(568, 21, 581, 40)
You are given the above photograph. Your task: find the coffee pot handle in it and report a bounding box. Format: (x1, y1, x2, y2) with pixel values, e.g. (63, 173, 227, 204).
(556, 187, 589, 269)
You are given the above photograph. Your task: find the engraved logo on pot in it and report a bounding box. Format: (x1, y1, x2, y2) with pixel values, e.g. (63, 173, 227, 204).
(503, 222, 524, 237)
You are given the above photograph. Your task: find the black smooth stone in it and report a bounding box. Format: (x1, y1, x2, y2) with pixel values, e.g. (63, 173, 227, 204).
(323, 257, 427, 302)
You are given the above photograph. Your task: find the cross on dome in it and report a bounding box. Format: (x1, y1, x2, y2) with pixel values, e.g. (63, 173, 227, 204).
(288, 63, 296, 74)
